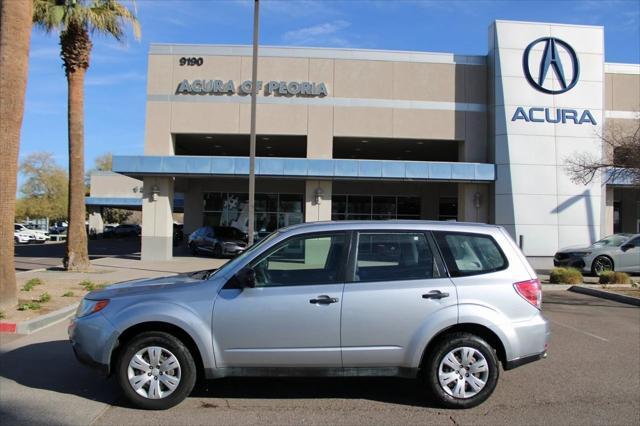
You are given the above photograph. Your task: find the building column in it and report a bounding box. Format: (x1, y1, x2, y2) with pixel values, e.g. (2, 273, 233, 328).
(141, 176, 174, 261)
(183, 180, 203, 235)
(458, 183, 489, 223)
(305, 180, 332, 222)
(601, 185, 614, 237)
(87, 206, 104, 236)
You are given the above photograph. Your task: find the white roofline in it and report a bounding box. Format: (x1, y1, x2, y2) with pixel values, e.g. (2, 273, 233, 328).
(604, 63, 640, 75)
(493, 19, 604, 29)
(148, 44, 487, 66)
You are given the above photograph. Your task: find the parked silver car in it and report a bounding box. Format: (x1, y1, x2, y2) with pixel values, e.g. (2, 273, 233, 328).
(554, 233, 640, 274)
(69, 221, 549, 410)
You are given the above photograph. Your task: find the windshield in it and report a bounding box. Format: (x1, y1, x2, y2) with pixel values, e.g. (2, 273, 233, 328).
(208, 231, 279, 278)
(591, 234, 632, 248)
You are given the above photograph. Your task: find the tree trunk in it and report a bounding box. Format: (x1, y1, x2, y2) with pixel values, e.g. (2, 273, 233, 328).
(64, 68, 90, 271)
(0, 0, 33, 310)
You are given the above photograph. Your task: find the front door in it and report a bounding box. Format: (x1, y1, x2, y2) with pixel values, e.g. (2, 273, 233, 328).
(212, 232, 347, 367)
(618, 236, 640, 272)
(340, 231, 457, 367)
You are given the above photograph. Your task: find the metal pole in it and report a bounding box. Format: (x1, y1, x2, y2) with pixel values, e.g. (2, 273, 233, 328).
(248, 0, 260, 246)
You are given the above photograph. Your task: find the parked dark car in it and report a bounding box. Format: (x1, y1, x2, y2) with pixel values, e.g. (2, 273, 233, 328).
(188, 226, 247, 257)
(113, 224, 141, 238)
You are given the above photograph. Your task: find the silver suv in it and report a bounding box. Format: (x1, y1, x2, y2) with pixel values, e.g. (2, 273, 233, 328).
(69, 221, 549, 410)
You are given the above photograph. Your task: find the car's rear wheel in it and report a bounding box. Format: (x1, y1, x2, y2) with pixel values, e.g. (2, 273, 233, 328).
(591, 255, 614, 275)
(423, 333, 499, 409)
(117, 331, 196, 410)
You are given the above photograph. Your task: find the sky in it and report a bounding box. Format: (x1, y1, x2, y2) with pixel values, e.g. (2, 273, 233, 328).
(19, 0, 640, 183)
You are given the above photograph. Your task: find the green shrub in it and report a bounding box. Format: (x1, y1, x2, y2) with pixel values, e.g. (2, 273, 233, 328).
(79, 280, 95, 291)
(18, 302, 41, 311)
(62, 291, 75, 297)
(0, 310, 5, 319)
(599, 271, 632, 285)
(37, 292, 51, 303)
(549, 267, 583, 284)
(21, 278, 43, 292)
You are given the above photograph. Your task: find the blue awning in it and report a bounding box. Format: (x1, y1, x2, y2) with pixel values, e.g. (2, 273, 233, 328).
(113, 156, 495, 182)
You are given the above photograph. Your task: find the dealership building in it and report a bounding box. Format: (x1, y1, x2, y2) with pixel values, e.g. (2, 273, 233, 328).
(86, 20, 639, 264)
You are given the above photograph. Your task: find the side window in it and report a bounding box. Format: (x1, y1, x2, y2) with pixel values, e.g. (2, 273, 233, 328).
(354, 232, 441, 282)
(251, 233, 346, 287)
(434, 231, 508, 276)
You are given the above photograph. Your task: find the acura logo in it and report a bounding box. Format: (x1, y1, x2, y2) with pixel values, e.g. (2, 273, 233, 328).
(523, 37, 580, 94)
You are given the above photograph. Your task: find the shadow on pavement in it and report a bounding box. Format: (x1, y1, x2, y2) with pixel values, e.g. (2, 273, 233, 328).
(0, 340, 437, 409)
(191, 376, 438, 408)
(0, 340, 119, 405)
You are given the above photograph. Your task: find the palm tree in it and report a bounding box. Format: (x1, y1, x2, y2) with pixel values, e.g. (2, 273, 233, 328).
(0, 0, 34, 310)
(33, 0, 140, 271)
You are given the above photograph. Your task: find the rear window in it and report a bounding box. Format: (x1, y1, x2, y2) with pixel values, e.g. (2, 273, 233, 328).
(434, 231, 508, 277)
(353, 232, 443, 282)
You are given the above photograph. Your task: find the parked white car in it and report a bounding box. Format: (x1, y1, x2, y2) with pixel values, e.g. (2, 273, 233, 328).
(14, 229, 33, 244)
(14, 223, 49, 244)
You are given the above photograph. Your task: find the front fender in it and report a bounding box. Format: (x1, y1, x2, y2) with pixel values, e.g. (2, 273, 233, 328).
(106, 299, 215, 370)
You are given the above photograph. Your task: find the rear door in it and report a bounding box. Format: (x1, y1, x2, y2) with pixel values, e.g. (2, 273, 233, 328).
(340, 230, 457, 367)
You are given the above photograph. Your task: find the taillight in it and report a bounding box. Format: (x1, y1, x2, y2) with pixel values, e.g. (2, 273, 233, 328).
(514, 278, 542, 309)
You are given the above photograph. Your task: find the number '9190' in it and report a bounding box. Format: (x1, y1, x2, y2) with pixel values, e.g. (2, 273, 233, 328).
(179, 57, 203, 66)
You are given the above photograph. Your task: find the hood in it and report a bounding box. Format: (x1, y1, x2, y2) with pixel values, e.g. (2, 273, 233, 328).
(557, 245, 592, 253)
(86, 269, 216, 299)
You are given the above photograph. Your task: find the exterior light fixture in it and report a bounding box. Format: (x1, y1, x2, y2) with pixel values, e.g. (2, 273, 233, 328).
(151, 185, 160, 202)
(314, 187, 324, 205)
(205, 136, 213, 139)
(361, 140, 368, 143)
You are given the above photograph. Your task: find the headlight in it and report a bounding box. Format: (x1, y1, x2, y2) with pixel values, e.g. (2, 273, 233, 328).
(76, 299, 109, 318)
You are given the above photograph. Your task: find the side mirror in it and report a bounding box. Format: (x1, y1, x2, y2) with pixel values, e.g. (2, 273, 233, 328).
(234, 267, 256, 289)
(620, 243, 634, 252)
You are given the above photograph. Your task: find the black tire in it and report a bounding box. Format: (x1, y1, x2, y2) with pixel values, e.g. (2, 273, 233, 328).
(116, 331, 197, 410)
(591, 255, 614, 275)
(423, 333, 499, 409)
(189, 243, 198, 256)
(213, 244, 223, 258)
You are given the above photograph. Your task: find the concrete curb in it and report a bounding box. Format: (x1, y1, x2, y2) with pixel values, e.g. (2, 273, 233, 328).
(569, 286, 640, 307)
(0, 303, 79, 335)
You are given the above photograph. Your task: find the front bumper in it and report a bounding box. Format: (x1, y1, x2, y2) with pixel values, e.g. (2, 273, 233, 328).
(553, 257, 585, 269)
(68, 312, 119, 376)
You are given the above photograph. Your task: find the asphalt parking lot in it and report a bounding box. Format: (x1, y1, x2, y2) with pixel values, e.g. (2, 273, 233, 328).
(1, 291, 638, 426)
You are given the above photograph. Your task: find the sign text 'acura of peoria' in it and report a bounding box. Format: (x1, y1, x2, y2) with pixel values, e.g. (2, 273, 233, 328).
(176, 79, 329, 97)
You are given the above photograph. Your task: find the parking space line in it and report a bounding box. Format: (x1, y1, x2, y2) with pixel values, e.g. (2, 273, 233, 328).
(549, 319, 609, 342)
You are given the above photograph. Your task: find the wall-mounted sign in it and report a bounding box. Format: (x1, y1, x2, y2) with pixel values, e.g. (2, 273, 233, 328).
(512, 37, 596, 125)
(176, 79, 328, 97)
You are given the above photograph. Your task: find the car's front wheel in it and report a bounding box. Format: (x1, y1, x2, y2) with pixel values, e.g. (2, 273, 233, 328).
(424, 333, 499, 409)
(591, 255, 614, 275)
(117, 331, 196, 410)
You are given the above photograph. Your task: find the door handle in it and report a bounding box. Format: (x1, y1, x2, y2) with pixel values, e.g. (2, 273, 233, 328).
(309, 295, 339, 305)
(422, 290, 450, 300)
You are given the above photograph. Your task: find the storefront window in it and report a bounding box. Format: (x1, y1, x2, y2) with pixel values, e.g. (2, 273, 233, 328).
(439, 197, 458, 221)
(203, 192, 303, 236)
(331, 195, 421, 221)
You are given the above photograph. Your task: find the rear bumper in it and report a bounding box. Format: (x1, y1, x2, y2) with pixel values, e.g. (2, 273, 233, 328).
(504, 350, 547, 370)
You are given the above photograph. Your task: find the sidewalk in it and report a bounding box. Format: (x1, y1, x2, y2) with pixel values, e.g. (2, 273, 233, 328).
(3, 256, 226, 326)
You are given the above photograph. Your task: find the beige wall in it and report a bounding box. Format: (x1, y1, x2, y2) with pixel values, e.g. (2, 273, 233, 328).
(605, 73, 640, 112)
(145, 49, 489, 163)
(90, 172, 141, 198)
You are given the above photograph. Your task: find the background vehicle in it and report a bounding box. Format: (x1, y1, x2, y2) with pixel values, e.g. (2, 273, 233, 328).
(554, 233, 640, 274)
(113, 224, 141, 238)
(187, 226, 247, 257)
(14, 228, 33, 244)
(70, 221, 548, 410)
(102, 224, 117, 238)
(173, 223, 184, 246)
(14, 223, 48, 243)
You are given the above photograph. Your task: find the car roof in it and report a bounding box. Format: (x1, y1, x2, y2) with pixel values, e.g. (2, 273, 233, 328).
(279, 220, 504, 235)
